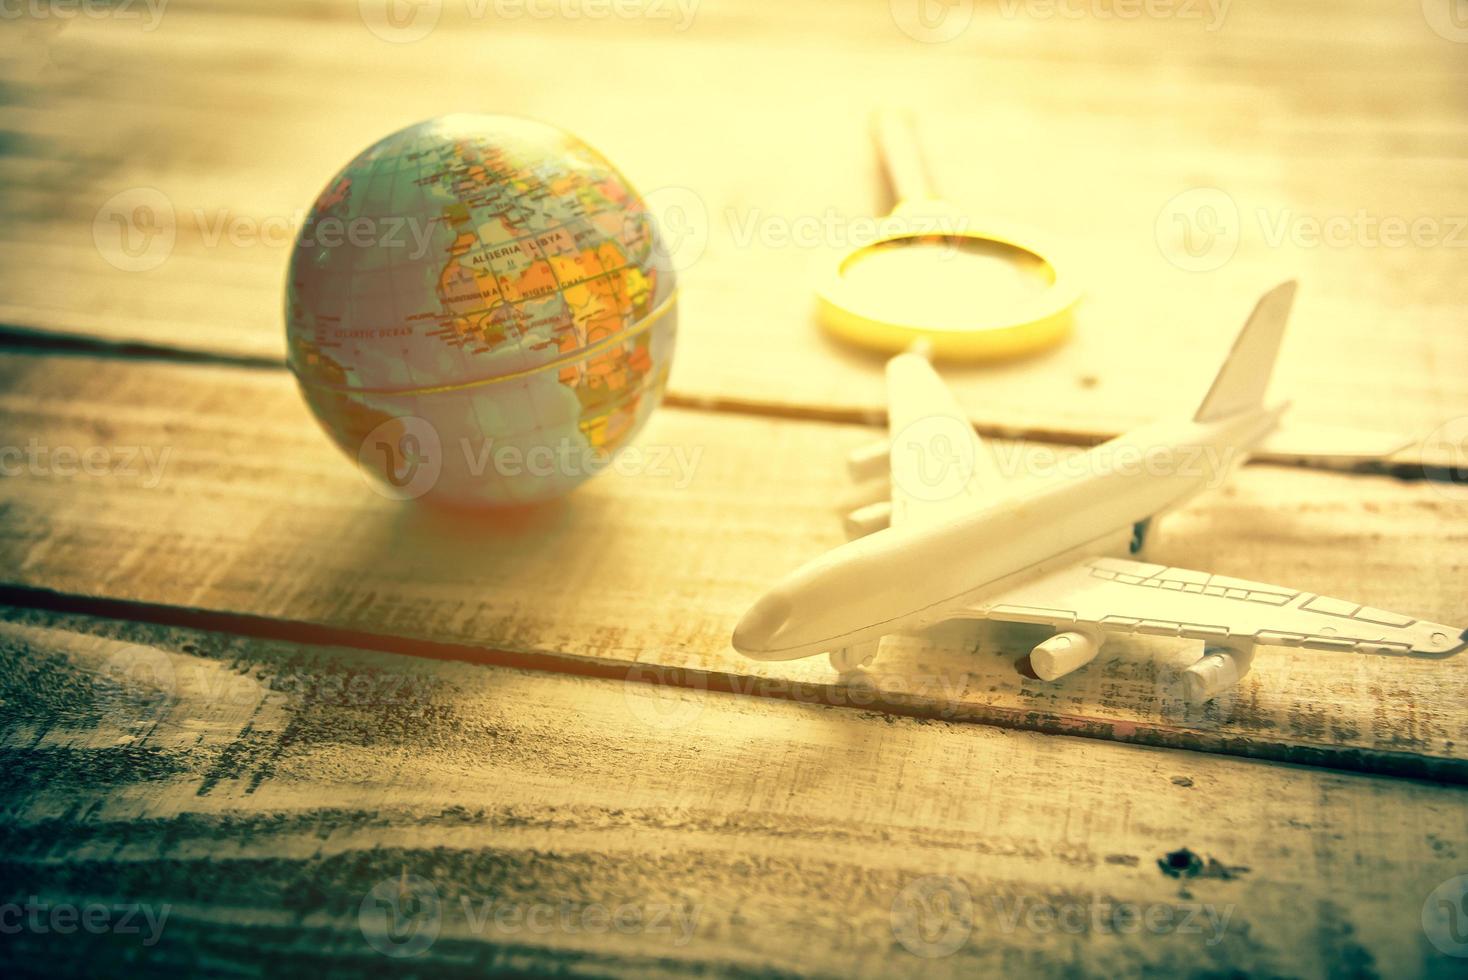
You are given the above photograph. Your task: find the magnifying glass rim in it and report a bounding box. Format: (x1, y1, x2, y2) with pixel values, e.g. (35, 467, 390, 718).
(813, 221, 1079, 358)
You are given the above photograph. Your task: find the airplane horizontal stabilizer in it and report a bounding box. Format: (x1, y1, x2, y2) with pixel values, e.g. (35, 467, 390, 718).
(1253, 421, 1413, 463)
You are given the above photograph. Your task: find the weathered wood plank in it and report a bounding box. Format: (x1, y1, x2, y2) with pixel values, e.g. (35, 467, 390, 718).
(0, 351, 1464, 780)
(2, 609, 1466, 977)
(2, 0, 1466, 459)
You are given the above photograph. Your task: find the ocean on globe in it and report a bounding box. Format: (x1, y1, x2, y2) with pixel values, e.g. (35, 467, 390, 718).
(285, 114, 677, 506)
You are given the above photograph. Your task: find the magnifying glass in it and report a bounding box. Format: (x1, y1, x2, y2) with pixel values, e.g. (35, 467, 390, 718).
(815, 111, 1078, 359)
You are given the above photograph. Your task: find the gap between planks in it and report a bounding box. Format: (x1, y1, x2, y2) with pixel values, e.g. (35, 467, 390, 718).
(5, 608, 1467, 977)
(0, 330, 1451, 484)
(2, 579, 1465, 787)
(0, 352, 1464, 785)
(4, 0, 1468, 464)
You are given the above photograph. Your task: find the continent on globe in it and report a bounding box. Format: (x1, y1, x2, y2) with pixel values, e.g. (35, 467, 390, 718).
(285, 114, 678, 506)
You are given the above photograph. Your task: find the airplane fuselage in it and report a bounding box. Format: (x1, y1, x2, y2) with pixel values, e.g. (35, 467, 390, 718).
(732, 407, 1281, 660)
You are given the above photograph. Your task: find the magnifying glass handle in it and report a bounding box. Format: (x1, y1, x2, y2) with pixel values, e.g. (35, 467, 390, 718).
(872, 109, 939, 210)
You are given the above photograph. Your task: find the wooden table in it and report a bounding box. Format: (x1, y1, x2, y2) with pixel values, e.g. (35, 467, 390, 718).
(1, 1, 1466, 975)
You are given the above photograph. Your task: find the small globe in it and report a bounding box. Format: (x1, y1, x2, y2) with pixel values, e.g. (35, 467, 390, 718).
(285, 114, 677, 506)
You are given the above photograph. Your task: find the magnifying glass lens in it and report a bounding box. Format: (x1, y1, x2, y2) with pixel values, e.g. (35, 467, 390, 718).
(838, 236, 1054, 332)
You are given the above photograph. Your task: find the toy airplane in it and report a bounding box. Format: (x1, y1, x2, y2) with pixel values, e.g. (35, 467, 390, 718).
(733, 282, 1466, 701)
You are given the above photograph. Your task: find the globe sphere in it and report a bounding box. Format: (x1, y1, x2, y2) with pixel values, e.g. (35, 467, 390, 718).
(285, 114, 677, 506)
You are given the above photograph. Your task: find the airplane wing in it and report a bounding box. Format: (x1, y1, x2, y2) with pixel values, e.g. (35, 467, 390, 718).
(884, 352, 1007, 528)
(966, 555, 1465, 658)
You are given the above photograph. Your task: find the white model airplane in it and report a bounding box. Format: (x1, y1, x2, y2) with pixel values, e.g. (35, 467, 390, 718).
(733, 282, 1465, 700)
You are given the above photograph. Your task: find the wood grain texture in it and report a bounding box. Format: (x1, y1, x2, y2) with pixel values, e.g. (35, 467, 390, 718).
(3, 608, 1466, 978)
(0, 351, 1464, 780)
(2, 0, 1466, 460)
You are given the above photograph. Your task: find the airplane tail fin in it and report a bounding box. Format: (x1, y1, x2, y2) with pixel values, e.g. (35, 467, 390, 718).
(1194, 281, 1297, 423)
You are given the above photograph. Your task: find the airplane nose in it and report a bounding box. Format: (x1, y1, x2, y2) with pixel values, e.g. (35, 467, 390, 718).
(732, 591, 794, 658)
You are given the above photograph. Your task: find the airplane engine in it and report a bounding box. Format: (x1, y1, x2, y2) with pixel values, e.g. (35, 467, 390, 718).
(846, 440, 890, 483)
(1031, 630, 1102, 681)
(843, 501, 892, 539)
(1183, 644, 1256, 702)
(830, 640, 881, 674)
(835, 477, 890, 515)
